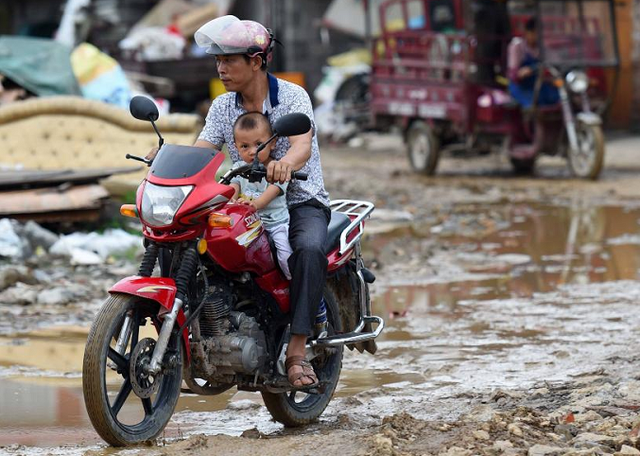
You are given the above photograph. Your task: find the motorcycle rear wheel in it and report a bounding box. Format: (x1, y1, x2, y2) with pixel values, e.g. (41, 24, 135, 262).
(261, 287, 344, 427)
(82, 294, 183, 446)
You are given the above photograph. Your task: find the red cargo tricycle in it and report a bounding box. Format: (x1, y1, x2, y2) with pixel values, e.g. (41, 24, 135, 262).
(360, 0, 620, 179)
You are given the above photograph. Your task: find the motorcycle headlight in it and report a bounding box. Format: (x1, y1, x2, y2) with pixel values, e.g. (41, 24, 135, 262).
(566, 70, 589, 94)
(140, 182, 193, 227)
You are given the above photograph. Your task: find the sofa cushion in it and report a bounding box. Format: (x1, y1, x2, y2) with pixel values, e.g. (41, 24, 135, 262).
(0, 96, 203, 190)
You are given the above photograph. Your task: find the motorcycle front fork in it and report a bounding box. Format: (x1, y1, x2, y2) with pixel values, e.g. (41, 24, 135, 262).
(558, 85, 580, 152)
(147, 298, 184, 374)
(113, 242, 197, 376)
(108, 313, 134, 370)
(559, 86, 597, 154)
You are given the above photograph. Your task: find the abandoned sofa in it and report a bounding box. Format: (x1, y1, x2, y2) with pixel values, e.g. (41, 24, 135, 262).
(0, 96, 203, 191)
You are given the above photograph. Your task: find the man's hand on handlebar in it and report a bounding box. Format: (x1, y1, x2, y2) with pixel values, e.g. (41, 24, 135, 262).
(267, 159, 294, 184)
(220, 161, 307, 186)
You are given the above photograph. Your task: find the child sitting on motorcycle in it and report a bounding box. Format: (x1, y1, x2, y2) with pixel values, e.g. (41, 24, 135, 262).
(229, 111, 293, 280)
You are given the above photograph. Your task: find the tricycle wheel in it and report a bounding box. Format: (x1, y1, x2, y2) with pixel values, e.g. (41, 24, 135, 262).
(510, 157, 536, 175)
(568, 124, 604, 180)
(406, 121, 440, 175)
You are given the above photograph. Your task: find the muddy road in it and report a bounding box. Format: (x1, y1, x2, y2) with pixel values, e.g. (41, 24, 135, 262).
(3, 134, 640, 455)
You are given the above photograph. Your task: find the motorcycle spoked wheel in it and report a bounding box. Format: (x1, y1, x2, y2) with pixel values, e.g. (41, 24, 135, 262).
(568, 123, 605, 180)
(261, 287, 344, 427)
(82, 294, 183, 446)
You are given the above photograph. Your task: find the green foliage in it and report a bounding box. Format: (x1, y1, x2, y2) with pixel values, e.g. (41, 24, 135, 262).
(110, 244, 143, 263)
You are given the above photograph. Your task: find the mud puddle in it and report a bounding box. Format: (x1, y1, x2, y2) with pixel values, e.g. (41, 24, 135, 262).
(3, 201, 640, 454)
(369, 201, 640, 289)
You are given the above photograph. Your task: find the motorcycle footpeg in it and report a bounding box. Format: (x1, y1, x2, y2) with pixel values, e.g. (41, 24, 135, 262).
(289, 381, 327, 395)
(270, 377, 327, 394)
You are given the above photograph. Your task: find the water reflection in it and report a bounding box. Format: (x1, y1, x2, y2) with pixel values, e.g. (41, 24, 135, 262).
(371, 202, 640, 317)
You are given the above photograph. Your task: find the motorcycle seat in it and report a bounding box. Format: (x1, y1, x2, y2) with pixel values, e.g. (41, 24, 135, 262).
(325, 211, 352, 254)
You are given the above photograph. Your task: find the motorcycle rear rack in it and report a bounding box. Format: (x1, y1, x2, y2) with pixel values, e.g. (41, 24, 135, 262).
(330, 199, 374, 255)
(309, 267, 385, 348)
(309, 315, 384, 347)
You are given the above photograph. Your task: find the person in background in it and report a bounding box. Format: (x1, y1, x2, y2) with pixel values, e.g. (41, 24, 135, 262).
(507, 17, 559, 108)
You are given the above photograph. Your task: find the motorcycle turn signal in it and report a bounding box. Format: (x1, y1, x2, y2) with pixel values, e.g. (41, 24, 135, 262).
(208, 212, 233, 228)
(120, 204, 138, 218)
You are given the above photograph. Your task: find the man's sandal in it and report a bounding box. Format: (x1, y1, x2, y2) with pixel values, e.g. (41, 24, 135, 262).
(285, 355, 319, 388)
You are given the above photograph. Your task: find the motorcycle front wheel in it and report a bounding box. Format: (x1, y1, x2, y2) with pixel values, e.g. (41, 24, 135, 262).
(568, 123, 605, 180)
(82, 294, 183, 446)
(261, 287, 344, 427)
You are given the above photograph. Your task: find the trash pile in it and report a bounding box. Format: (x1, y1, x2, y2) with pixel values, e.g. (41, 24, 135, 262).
(0, 218, 142, 265)
(0, 218, 143, 332)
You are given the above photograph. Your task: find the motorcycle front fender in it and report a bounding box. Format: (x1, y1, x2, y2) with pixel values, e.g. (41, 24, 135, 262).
(109, 275, 190, 361)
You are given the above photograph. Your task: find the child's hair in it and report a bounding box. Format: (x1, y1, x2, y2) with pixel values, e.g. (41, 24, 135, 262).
(233, 111, 273, 138)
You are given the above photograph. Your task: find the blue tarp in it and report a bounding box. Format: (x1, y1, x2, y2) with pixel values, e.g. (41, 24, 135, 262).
(0, 36, 82, 96)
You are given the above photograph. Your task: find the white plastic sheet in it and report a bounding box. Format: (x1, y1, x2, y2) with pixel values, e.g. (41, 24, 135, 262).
(50, 229, 143, 264)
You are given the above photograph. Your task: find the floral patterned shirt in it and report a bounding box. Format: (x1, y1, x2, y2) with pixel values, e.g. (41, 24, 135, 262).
(198, 74, 330, 208)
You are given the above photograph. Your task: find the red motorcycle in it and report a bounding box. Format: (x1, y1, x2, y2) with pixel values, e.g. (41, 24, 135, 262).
(82, 96, 384, 446)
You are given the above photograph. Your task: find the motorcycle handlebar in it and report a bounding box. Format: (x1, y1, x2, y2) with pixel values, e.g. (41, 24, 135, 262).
(220, 165, 307, 185)
(126, 153, 152, 166)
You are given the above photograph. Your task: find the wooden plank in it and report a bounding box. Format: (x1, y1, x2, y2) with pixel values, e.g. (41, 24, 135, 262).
(0, 167, 141, 189)
(0, 184, 109, 216)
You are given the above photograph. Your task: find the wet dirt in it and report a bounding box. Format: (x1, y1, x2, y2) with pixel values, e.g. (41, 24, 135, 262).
(4, 135, 640, 455)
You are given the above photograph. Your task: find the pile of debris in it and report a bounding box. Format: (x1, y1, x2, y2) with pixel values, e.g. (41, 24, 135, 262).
(0, 218, 142, 265)
(0, 168, 137, 223)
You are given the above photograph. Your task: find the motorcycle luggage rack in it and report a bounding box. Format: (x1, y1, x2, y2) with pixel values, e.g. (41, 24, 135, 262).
(330, 199, 375, 255)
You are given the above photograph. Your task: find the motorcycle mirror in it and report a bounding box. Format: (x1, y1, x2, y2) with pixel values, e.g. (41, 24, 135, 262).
(130, 96, 160, 122)
(273, 113, 311, 137)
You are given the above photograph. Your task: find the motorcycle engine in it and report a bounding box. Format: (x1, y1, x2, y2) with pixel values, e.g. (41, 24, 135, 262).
(193, 283, 267, 382)
(199, 284, 232, 338)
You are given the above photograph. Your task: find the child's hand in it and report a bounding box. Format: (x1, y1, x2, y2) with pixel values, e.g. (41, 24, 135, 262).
(237, 197, 257, 209)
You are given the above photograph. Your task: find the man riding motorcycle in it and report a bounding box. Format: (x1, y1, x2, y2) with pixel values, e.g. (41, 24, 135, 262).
(147, 15, 330, 387)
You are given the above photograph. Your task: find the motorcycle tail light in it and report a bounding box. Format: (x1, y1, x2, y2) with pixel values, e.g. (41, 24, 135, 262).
(120, 204, 138, 218)
(208, 212, 233, 228)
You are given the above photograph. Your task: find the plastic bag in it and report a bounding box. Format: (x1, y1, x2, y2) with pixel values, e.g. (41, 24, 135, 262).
(71, 43, 132, 108)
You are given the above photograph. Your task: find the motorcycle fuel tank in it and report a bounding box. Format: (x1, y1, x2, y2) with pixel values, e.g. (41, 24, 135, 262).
(205, 203, 277, 274)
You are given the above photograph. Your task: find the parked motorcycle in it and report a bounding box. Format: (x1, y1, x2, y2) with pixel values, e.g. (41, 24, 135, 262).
(82, 96, 384, 446)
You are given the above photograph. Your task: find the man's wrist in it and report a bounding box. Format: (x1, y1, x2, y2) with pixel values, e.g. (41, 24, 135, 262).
(279, 157, 295, 168)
